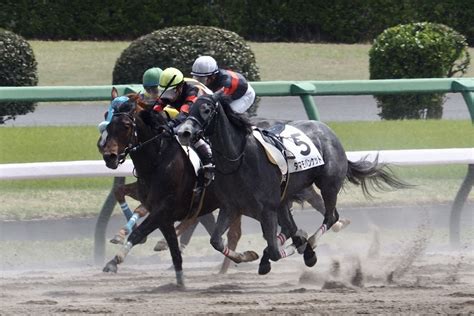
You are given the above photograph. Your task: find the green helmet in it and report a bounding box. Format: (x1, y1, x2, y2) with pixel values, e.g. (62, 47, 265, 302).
(159, 67, 184, 89)
(142, 67, 163, 87)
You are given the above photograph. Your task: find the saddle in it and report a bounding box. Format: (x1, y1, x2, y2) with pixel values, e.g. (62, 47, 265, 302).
(261, 124, 296, 160)
(252, 124, 295, 197)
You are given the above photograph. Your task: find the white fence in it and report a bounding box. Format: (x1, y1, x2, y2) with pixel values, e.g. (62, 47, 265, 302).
(1, 148, 473, 180)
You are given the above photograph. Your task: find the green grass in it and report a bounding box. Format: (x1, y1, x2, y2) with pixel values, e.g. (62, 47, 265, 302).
(1, 41, 472, 220)
(0, 120, 472, 220)
(30, 41, 474, 84)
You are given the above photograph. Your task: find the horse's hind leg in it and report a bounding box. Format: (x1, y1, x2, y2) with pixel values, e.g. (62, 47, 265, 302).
(219, 214, 242, 274)
(307, 186, 340, 250)
(180, 212, 215, 251)
(211, 209, 258, 264)
(304, 186, 350, 232)
(153, 217, 199, 251)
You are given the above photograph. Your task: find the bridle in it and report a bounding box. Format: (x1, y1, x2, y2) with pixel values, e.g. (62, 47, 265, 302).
(191, 98, 247, 174)
(110, 112, 165, 165)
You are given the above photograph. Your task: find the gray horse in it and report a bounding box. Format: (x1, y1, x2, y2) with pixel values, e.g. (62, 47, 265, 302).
(177, 93, 409, 274)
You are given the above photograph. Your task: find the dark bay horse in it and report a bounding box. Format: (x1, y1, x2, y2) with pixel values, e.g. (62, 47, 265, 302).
(98, 95, 227, 286)
(177, 93, 409, 274)
(102, 89, 219, 254)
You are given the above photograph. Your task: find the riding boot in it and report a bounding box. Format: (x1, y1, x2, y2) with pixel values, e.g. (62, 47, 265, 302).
(193, 139, 215, 187)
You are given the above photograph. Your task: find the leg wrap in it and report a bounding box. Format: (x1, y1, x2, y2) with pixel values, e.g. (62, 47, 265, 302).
(124, 213, 140, 233)
(120, 202, 133, 221)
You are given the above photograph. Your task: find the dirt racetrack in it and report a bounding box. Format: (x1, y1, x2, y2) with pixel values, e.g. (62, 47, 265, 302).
(2, 217, 473, 315)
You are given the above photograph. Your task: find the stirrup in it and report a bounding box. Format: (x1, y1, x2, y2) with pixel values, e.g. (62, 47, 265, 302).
(284, 150, 295, 159)
(202, 163, 215, 186)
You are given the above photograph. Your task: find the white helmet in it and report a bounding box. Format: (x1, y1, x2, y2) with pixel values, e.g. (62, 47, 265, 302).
(191, 56, 219, 77)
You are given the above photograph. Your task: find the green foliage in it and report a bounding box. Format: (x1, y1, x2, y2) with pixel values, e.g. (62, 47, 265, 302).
(0, 29, 38, 124)
(1, 0, 473, 44)
(369, 22, 471, 120)
(113, 25, 261, 115)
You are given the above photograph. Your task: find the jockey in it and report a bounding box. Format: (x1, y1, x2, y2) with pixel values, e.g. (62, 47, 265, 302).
(157, 67, 215, 187)
(140, 67, 162, 107)
(191, 55, 256, 113)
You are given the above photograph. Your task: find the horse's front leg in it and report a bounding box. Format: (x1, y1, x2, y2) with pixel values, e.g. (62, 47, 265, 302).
(160, 223, 185, 287)
(111, 204, 148, 244)
(258, 209, 283, 275)
(103, 214, 156, 273)
(278, 202, 308, 254)
(211, 208, 258, 264)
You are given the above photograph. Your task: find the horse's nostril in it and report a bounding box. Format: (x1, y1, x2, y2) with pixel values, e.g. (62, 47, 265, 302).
(103, 153, 117, 161)
(181, 131, 191, 139)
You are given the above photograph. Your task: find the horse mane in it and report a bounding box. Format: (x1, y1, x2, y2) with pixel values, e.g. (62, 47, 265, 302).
(216, 93, 253, 135)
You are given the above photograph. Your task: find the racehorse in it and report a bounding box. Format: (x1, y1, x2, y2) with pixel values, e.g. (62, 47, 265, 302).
(97, 93, 348, 282)
(99, 89, 218, 256)
(177, 93, 410, 274)
(98, 94, 228, 286)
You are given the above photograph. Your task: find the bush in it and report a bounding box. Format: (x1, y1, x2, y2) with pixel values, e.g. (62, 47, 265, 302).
(369, 22, 470, 120)
(113, 25, 261, 115)
(0, 29, 38, 124)
(2, 0, 474, 44)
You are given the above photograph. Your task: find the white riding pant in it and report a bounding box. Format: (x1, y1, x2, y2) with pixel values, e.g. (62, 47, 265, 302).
(229, 84, 256, 113)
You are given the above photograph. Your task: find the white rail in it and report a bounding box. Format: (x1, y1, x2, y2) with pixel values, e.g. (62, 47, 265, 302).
(0, 148, 473, 180)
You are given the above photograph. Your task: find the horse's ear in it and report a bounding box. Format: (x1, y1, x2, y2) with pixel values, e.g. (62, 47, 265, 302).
(126, 93, 139, 102)
(135, 101, 145, 113)
(111, 87, 119, 100)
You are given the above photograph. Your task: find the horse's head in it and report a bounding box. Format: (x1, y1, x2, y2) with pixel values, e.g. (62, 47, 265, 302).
(178, 92, 252, 146)
(97, 93, 144, 169)
(177, 93, 220, 146)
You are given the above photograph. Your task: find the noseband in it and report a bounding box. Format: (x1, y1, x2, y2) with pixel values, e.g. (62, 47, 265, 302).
(109, 112, 164, 165)
(193, 98, 247, 173)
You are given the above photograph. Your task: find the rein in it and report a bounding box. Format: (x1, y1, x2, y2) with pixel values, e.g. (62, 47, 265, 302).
(199, 100, 247, 175)
(114, 112, 166, 165)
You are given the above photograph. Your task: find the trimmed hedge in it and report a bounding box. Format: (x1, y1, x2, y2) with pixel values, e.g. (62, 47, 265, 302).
(0, 29, 38, 124)
(369, 22, 470, 120)
(113, 25, 260, 115)
(1, 0, 472, 44)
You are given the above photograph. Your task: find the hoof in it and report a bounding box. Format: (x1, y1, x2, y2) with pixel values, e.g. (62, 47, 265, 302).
(258, 262, 271, 275)
(110, 235, 125, 245)
(154, 239, 169, 251)
(242, 250, 259, 262)
(332, 218, 351, 232)
(139, 235, 147, 244)
(103, 260, 118, 273)
(304, 245, 317, 267)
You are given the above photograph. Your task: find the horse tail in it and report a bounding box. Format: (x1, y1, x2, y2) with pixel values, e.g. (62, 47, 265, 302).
(346, 156, 412, 198)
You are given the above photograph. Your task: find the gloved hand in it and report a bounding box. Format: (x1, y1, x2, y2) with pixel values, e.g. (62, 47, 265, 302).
(167, 119, 177, 129)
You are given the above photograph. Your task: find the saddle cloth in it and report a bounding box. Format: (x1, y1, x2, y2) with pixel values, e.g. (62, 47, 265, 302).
(253, 124, 324, 175)
(176, 136, 200, 175)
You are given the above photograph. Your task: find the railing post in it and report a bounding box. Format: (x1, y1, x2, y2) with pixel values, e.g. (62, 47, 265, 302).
(94, 176, 125, 264)
(460, 91, 474, 124)
(299, 94, 320, 121)
(449, 164, 474, 247)
(291, 82, 319, 120)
